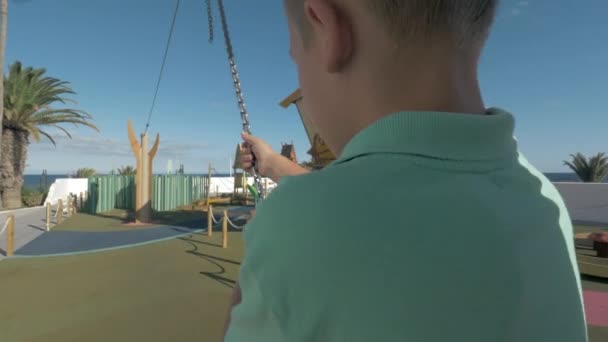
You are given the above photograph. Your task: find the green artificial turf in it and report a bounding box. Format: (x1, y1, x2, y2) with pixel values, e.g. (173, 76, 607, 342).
(1, 221, 607, 341)
(0, 231, 244, 342)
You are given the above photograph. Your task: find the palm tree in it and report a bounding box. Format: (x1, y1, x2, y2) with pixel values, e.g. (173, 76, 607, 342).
(75, 167, 96, 178)
(564, 153, 608, 183)
(117, 165, 136, 176)
(0, 0, 8, 209)
(1, 61, 98, 209)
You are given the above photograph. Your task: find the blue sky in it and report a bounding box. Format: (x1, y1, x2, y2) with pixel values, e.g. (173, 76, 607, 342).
(6, 0, 607, 174)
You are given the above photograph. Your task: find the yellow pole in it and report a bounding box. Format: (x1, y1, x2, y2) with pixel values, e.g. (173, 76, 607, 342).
(6, 215, 15, 256)
(57, 199, 63, 225)
(222, 210, 228, 248)
(46, 203, 51, 231)
(207, 205, 213, 237)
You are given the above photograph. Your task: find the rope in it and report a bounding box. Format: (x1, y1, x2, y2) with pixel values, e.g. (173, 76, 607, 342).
(225, 215, 246, 230)
(0, 219, 9, 237)
(210, 212, 221, 224)
(144, 0, 181, 134)
(209, 206, 251, 229)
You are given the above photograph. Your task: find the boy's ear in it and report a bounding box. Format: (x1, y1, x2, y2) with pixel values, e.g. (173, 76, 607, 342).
(304, 0, 354, 73)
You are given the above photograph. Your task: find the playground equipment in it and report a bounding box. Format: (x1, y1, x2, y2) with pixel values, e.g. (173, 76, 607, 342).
(202, 163, 232, 209)
(280, 89, 336, 168)
(232, 143, 250, 203)
(127, 120, 160, 223)
(280, 142, 298, 163)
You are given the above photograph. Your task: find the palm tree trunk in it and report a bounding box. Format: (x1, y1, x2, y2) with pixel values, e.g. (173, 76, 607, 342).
(0, 128, 28, 209)
(0, 0, 8, 209)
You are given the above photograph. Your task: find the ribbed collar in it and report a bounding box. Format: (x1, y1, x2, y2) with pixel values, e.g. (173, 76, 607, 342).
(334, 107, 518, 168)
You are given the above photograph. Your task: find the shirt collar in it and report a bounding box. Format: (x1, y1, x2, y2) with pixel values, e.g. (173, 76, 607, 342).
(334, 107, 518, 166)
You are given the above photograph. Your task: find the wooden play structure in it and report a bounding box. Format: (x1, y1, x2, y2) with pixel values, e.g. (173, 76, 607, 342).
(280, 142, 298, 163)
(127, 120, 160, 223)
(232, 143, 250, 203)
(280, 89, 336, 169)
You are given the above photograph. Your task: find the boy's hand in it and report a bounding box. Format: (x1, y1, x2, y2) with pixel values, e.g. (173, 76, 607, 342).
(239, 132, 276, 176)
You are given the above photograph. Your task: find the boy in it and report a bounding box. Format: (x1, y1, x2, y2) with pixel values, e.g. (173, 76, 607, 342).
(224, 0, 588, 341)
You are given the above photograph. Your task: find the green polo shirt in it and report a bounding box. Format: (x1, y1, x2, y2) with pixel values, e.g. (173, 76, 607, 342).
(225, 109, 587, 342)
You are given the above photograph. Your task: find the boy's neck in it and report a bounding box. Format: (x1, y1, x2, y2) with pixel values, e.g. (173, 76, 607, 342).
(329, 53, 486, 156)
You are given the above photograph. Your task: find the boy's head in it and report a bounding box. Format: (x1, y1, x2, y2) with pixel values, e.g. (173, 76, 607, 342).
(283, 0, 499, 154)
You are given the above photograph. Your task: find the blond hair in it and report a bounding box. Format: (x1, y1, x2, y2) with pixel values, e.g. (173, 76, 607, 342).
(286, 0, 499, 47)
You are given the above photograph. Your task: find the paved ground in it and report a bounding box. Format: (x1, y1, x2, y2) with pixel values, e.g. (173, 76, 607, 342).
(0, 207, 56, 258)
(582, 275, 608, 341)
(10, 208, 250, 257)
(15, 226, 199, 256)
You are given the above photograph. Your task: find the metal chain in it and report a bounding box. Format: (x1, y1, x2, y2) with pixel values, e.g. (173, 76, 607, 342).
(212, 0, 265, 203)
(205, 0, 214, 43)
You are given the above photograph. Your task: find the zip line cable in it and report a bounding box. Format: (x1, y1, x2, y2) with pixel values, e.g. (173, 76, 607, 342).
(144, 0, 181, 135)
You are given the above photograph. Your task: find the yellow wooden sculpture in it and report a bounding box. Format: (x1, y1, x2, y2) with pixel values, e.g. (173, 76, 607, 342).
(128, 120, 160, 223)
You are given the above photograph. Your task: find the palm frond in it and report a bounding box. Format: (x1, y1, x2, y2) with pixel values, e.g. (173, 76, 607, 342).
(564, 152, 608, 182)
(3, 61, 98, 139)
(37, 129, 57, 146)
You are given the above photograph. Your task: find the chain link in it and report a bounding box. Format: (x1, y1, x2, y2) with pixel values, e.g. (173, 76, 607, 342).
(212, 0, 265, 203)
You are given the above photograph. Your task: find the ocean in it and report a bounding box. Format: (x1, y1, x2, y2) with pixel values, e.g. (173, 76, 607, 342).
(21, 172, 594, 191)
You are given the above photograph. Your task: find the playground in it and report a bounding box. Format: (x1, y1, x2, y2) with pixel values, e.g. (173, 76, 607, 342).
(0, 205, 249, 342)
(0, 204, 607, 341)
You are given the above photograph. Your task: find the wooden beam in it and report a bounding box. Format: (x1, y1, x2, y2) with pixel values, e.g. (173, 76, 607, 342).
(279, 89, 302, 108)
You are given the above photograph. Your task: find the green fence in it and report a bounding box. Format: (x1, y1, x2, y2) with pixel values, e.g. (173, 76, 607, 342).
(86, 175, 209, 214)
